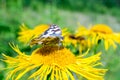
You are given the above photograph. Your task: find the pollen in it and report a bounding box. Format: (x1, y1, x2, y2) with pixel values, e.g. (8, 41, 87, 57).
(31, 46, 76, 67)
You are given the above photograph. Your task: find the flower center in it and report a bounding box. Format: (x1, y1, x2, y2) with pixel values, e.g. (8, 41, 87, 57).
(31, 46, 76, 67)
(91, 24, 113, 34)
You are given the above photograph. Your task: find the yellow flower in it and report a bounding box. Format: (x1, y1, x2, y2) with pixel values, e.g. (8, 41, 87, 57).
(63, 28, 92, 53)
(64, 34, 78, 47)
(76, 24, 120, 50)
(2, 44, 107, 80)
(18, 24, 49, 44)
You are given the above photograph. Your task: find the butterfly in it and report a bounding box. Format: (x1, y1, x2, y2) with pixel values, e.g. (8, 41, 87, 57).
(30, 24, 63, 46)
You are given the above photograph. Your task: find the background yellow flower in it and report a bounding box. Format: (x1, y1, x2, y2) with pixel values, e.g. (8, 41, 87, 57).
(76, 24, 120, 50)
(18, 24, 49, 44)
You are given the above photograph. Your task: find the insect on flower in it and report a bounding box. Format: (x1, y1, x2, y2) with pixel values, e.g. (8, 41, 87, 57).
(30, 24, 63, 46)
(69, 35, 85, 41)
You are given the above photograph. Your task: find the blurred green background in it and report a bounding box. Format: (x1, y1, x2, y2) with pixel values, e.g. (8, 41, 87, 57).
(0, 0, 120, 80)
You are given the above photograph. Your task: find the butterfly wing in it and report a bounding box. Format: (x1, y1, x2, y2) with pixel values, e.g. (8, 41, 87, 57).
(30, 24, 63, 46)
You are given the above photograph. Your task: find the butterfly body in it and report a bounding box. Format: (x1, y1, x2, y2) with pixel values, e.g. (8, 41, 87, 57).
(30, 24, 63, 46)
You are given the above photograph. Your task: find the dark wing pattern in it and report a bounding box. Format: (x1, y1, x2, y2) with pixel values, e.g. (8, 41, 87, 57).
(30, 24, 63, 46)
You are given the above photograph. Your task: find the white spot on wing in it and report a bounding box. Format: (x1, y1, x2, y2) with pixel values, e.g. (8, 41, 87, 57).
(55, 30, 61, 34)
